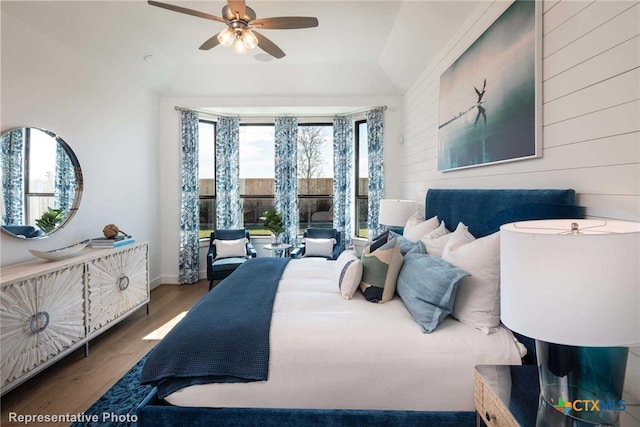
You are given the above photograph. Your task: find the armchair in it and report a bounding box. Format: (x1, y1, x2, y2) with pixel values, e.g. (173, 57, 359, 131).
(207, 229, 256, 290)
(290, 228, 342, 260)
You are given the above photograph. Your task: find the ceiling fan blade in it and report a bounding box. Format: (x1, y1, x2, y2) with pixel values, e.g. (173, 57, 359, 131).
(148, 1, 226, 23)
(251, 17, 319, 30)
(253, 31, 285, 59)
(227, 1, 246, 20)
(199, 33, 222, 50)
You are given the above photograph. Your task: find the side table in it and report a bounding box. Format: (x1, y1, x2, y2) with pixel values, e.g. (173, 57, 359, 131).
(474, 365, 538, 427)
(474, 365, 640, 427)
(263, 243, 292, 258)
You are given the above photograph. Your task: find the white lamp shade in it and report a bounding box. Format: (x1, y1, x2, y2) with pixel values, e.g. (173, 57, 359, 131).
(379, 199, 416, 227)
(500, 219, 640, 347)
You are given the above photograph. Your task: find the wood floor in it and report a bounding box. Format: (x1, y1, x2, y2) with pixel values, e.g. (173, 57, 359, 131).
(1, 280, 210, 427)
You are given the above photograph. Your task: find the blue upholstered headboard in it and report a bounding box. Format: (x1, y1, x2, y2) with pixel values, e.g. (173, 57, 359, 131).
(424, 189, 581, 364)
(425, 189, 580, 237)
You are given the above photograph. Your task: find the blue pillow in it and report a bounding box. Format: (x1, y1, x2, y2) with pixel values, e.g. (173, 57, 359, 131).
(397, 253, 469, 333)
(391, 231, 425, 256)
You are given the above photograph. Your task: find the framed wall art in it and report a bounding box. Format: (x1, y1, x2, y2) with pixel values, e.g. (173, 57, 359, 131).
(438, 0, 542, 171)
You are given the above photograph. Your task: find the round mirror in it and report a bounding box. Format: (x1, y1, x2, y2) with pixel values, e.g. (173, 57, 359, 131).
(1, 127, 83, 239)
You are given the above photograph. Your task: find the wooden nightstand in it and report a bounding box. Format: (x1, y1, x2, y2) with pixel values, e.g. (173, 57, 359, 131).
(475, 365, 640, 427)
(474, 365, 539, 427)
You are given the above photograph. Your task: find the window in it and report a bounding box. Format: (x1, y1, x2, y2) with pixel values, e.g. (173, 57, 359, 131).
(25, 128, 56, 226)
(239, 124, 275, 235)
(355, 120, 368, 238)
(198, 120, 216, 239)
(298, 124, 333, 232)
(198, 120, 343, 238)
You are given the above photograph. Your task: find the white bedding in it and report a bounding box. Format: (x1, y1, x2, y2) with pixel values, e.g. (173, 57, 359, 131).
(166, 258, 523, 411)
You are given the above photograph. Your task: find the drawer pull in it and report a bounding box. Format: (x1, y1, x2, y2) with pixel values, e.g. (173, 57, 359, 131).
(485, 411, 491, 422)
(29, 311, 50, 334)
(118, 275, 130, 291)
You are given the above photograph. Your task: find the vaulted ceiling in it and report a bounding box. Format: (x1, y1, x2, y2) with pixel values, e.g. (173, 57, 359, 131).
(1, 1, 477, 97)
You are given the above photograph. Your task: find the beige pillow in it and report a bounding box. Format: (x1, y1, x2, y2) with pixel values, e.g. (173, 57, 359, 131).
(420, 221, 452, 257)
(403, 213, 439, 242)
(214, 238, 248, 259)
(442, 223, 501, 334)
(305, 238, 336, 258)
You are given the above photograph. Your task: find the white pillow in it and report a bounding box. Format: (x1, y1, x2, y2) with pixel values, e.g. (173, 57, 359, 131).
(442, 223, 501, 334)
(334, 250, 364, 299)
(305, 238, 336, 258)
(420, 221, 452, 257)
(214, 238, 248, 259)
(403, 213, 439, 242)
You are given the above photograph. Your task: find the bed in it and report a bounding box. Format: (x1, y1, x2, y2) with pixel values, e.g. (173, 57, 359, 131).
(137, 189, 580, 427)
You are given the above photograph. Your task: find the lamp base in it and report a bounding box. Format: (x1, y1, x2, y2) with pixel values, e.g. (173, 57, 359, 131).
(535, 340, 628, 426)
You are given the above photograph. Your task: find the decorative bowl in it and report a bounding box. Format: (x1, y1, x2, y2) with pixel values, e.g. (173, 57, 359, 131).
(29, 239, 90, 261)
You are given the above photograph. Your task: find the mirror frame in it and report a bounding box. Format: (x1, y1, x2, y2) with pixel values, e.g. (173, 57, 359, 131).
(1, 127, 83, 239)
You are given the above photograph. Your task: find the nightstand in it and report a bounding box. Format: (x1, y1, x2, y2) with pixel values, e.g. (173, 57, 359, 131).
(474, 365, 640, 427)
(474, 365, 539, 427)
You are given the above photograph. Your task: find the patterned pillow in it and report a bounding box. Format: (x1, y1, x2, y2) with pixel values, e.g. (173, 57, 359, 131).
(334, 251, 363, 299)
(370, 230, 390, 252)
(214, 238, 248, 259)
(359, 238, 404, 303)
(397, 253, 470, 333)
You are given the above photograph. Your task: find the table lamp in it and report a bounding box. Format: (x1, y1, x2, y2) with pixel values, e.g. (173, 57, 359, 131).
(500, 219, 640, 426)
(379, 199, 416, 229)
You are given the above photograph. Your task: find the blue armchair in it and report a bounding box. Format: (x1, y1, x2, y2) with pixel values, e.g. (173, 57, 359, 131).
(2, 225, 44, 238)
(290, 228, 342, 260)
(207, 229, 256, 290)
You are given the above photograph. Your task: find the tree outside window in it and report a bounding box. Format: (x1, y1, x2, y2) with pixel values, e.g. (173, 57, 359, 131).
(297, 124, 333, 231)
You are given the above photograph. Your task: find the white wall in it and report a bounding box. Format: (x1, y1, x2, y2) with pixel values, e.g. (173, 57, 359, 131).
(400, 0, 639, 221)
(0, 11, 162, 287)
(399, 0, 639, 413)
(157, 95, 402, 284)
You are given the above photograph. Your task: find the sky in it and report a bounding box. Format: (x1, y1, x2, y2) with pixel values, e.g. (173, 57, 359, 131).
(199, 124, 335, 179)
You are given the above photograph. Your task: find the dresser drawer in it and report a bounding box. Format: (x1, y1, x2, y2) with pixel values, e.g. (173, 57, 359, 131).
(86, 244, 149, 333)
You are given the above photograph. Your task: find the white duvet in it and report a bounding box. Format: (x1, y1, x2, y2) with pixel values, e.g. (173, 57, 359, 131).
(166, 258, 523, 411)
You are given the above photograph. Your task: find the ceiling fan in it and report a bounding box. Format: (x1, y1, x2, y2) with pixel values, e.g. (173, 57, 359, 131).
(148, 0, 319, 59)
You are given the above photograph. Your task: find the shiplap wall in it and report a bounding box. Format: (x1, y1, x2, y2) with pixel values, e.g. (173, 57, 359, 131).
(401, 0, 639, 221)
(399, 0, 640, 417)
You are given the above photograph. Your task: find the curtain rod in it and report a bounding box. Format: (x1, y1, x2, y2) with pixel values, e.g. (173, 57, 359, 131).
(173, 105, 387, 119)
(335, 105, 387, 118)
(174, 106, 236, 118)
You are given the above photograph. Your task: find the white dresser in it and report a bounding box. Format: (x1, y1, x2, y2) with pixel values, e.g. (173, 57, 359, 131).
(0, 242, 149, 395)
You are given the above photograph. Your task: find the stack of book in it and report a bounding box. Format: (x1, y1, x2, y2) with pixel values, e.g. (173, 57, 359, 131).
(90, 236, 135, 248)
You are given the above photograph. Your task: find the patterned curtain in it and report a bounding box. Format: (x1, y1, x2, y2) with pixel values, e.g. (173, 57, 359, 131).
(332, 117, 353, 248)
(179, 110, 200, 284)
(366, 108, 385, 237)
(274, 117, 298, 245)
(215, 116, 241, 229)
(1, 128, 24, 225)
(54, 143, 76, 217)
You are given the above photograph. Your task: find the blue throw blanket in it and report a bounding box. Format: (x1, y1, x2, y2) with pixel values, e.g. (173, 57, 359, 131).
(140, 257, 290, 399)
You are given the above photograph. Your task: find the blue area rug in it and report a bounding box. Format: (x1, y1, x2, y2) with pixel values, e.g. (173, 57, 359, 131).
(72, 353, 152, 427)
(77, 351, 477, 427)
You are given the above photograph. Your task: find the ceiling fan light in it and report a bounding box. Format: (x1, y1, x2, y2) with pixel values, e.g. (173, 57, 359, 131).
(217, 27, 235, 47)
(233, 37, 248, 54)
(242, 30, 259, 50)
